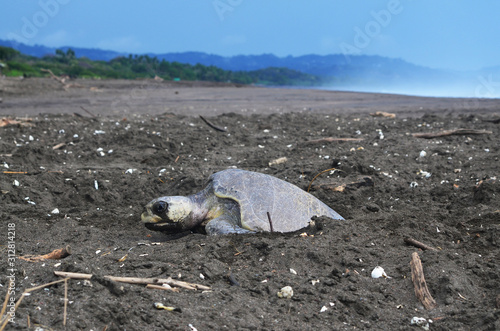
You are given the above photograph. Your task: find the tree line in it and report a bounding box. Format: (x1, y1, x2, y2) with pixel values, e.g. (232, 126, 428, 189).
(0, 46, 323, 86)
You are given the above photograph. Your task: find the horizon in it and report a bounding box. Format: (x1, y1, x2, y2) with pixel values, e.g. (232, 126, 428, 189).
(1, 1, 500, 72)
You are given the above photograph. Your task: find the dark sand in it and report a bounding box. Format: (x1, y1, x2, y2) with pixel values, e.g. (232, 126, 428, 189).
(0, 77, 499, 330)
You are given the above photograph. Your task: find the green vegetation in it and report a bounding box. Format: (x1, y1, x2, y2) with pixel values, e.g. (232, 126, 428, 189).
(0, 46, 323, 86)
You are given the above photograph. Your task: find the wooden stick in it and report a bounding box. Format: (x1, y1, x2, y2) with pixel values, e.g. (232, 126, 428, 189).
(53, 271, 92, 280)
(305, 137, 364, 145)
(18, 246, 71, 262)
(199, 115, 227, 132)
(410, 252, 437, 310)
(412, 129, 492, 139)
(63, 278, 68, 326)
(404, 237, 437, 251)
(53, 271, 211, 291)
(267, 212, 274, 233)
(0, 285, 10, 321)
(146, 284, 180, 292)
(0, 278, 67, 331)
(370, 111, 396, 118)
(80, 106, 97, 118)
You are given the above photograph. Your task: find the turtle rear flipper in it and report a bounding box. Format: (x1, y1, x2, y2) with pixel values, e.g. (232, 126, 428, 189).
(205, 216, 255, 235)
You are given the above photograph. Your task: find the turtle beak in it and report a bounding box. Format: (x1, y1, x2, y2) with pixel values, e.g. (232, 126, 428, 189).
(141, 207, 184, 232)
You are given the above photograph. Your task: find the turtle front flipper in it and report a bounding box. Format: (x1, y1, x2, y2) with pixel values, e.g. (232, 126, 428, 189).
(205, 216, 255, 236)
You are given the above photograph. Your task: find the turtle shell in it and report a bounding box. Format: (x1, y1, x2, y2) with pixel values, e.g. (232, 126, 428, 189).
(210, 169, 343, 232)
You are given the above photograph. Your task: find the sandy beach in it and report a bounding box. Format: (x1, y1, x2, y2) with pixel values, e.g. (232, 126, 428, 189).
(0, 77, 499, 330)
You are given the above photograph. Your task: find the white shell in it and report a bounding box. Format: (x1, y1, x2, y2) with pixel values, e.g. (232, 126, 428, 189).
(277, 286, 293, 299)
(371, 266, 391, 279)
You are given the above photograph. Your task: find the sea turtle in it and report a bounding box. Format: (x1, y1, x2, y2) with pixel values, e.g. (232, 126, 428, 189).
(141, 169, 344, 235)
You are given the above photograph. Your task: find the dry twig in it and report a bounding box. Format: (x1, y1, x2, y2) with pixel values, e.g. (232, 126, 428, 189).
(18, 246, 71, 262)
(410, 252, 437, 310)
(404, 237, 437, 251)
(0, 278, 68, 330)
(267, 212, 274, 233)
(370, 111, 396, 118)
(412, 129, 492, 139)
(53, 271, 211, 291)
(199, 115, 227, 132)
(304, 137, 363, 145)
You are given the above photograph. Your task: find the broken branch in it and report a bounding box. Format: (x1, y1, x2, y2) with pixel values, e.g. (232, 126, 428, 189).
(412, 129, 492, 139)
(410, 252, 437, 310)
(404, 237, 437, 251)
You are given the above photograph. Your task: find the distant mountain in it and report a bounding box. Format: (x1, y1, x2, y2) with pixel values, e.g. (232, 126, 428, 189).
(1, 39, 498, 97)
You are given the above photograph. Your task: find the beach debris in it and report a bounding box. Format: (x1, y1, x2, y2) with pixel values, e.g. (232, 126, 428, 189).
(94, 180, 99, 190)
(320, 306, 328, 313)
(199, 115, 227, 132)
(304, 137, 364, 145)
(51, 208, 60, 214)
(94, 130, 106, 135)
(412, 129, 492, 139)
(277, 286, 294, 299)
(289, 268, 297, 275)
(154, 302, 181, 312)
(53, 142, 66, 150)
(188, 324, 198, 331)
(18, 246, 71, 262)
(410, 182, 418, 188)
(377, 129, 384, 139)
(0, 117, 33, 127)
(404, 237, 437, 251)
(371, 266, 391, 279)
(417, 169, 432, 178)
(53, 271, 211, 291)
(307, 168, 343, 192)
(419, 150, 427, 158)
(410, 252, 437, 310)
(13, 180, 20, 187)
(410, 317, 431, 330)
(269, 156, 288, 166)
(370, 111, 396, 118)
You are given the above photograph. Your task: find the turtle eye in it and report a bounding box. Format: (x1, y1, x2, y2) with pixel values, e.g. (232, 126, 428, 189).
(152, 201, 168, 215)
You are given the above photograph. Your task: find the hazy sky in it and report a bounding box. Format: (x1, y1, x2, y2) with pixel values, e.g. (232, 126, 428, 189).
(1, 0, 499, 71)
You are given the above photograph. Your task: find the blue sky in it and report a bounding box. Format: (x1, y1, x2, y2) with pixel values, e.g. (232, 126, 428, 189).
(1, 0, 499, 71)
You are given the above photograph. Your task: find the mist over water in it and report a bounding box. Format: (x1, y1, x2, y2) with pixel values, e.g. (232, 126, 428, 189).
(319, 71, 500, 99)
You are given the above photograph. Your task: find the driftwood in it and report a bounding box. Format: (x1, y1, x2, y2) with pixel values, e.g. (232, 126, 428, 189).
(18, 246, 71, 262)
(404, 237, 437, 251)
(305, 137, 364, 145)
(0, 118, 33, 128)
(199, 115, 227, 132)
(53, 271, 211, 291)
(370, 111, 396, 118)
(412, 129, 492, 139)
(410, 252, 437, 310)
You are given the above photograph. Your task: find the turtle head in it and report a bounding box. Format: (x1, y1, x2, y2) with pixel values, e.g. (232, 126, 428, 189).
(141, 196, 199, 233)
